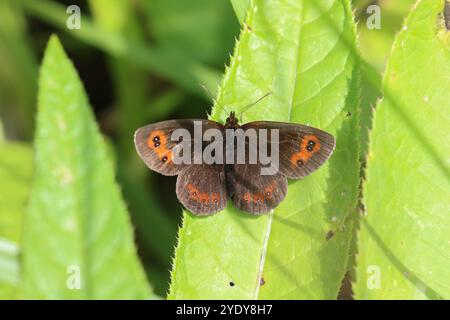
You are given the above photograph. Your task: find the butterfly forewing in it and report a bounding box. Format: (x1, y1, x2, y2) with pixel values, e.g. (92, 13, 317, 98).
(242, 121, 335, 179)
(134, 119, 223, 176)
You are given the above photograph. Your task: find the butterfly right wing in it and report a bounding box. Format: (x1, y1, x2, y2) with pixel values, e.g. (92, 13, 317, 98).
(134, 119, 223, 176)
(241, 121, 335, 179)
(226, 163, 288, 215)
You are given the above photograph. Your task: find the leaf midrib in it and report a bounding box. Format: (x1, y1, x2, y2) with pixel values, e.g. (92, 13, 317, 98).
(254, 0, 306, 299)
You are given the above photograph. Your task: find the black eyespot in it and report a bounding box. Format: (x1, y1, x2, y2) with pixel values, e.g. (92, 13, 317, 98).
(307, 145, 314, 152)
(153, 136, 160, 142)
(308, 140, 315, 147)
(162, 156, 168, 162)
(297, 160, 304, 166)
(266, 192, 271, 197)
(154, 141, 161, 147)
(229, 281, 235, 287)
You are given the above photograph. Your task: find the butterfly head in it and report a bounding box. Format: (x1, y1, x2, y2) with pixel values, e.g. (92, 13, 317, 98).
(225, 111, 239, 129)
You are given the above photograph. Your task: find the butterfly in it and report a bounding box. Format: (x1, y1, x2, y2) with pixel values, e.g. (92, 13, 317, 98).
(134, 111, 335, 215)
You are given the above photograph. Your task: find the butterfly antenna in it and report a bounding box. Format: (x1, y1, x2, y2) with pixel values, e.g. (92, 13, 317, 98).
(200, 84, 230, 116)
(236, 91, 272, 118)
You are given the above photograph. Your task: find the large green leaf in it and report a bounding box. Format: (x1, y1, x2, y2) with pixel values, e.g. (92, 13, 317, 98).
(169, 0, 359, 299)
(355, 0, 450, 299)
(0, 142, 33, 299)
(21, 36, 153, 299)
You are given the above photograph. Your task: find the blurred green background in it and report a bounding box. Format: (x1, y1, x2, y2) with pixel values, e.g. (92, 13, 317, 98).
(0, 0, 416, 296)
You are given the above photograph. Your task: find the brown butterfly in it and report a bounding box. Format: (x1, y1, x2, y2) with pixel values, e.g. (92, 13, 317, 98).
(134, 111, 335, 215)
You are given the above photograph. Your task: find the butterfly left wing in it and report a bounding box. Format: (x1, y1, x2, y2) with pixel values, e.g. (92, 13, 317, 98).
(241, 121, 335, 179)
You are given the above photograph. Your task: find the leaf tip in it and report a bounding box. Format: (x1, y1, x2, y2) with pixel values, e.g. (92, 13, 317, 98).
(45, 34, 64, 55)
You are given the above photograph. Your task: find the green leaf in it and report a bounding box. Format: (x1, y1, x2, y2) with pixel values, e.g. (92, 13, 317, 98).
(0, 142, 33, 299)
(0, 143, 32, 242)
(169, 0, 359, 299)
(230, 0, 251, 24)
(21, 36, 153, 299)
(0, 239, 20, 299)
(355, 0, 450, 299)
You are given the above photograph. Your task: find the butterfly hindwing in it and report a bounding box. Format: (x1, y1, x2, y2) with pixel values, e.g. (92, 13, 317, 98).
(226, 163, 288, 215)
(176, 164, 228, 215)
(134, 119, 223, 176)
(242, 121, 335, 179)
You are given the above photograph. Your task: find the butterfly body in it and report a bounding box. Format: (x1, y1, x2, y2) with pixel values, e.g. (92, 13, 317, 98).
(134, 112, 335, 215)
(224, 111, 240, 129)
